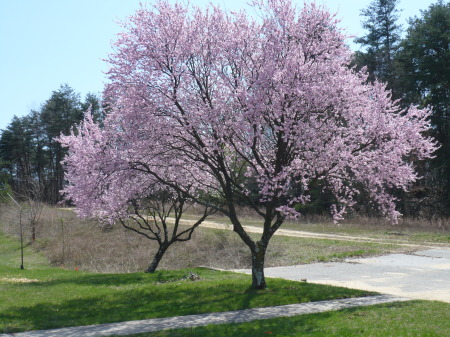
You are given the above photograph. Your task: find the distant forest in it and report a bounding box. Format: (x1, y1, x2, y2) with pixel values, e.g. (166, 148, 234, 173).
(1, 0, 448, 218)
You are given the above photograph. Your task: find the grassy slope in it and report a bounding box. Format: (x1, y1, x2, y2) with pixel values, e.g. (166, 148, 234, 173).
(0, 233, 373, 333)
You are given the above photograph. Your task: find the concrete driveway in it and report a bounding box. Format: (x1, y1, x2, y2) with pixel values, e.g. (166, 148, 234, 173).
(235, 249, 450, 303)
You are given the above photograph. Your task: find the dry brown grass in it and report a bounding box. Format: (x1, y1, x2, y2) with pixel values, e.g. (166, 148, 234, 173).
(1, 204, 445, 274)
(0, 204, 252, 272)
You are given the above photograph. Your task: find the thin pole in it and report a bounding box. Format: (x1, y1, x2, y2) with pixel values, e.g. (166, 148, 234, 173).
(7, 193, 24, 270)
(19, 208, 24, 269)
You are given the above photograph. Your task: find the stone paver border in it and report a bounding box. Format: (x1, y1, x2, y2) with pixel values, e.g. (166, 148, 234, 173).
(0, 295, 410, 337)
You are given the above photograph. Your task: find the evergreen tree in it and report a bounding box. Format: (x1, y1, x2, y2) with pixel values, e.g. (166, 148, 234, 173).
(353, 0, 402, 94)
(82, 92, 105, 123)
(396, 0, 450, 215)
(39, 84, 84, 203)
(0, 116, 35, 195)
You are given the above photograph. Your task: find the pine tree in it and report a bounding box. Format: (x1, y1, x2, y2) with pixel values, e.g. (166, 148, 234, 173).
(354, 0, 402, 95)
(0, 116, 35, 195)
(396, 0, 450, 215)
(39, 85, 84, 203)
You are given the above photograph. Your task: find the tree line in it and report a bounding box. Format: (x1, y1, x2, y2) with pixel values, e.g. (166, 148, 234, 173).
(1, 0, 448, 218)
(352, 0, 449, 217)
(0, 85, 103, 204)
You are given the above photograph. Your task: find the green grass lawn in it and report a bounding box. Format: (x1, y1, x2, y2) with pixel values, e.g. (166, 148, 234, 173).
(0, 233, 374, 333)
(2, 227, 449, 337)
(124, 300, 450, 337)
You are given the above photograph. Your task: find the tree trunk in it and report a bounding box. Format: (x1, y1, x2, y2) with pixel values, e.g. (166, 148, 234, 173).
(251, 242, 268, 289)
(145, 243, 169, 273)
(31, 222, 36, 243)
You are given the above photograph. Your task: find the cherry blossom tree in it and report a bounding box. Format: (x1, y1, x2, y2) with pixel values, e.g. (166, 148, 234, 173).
(59, 114, 216, 272)
(62, 0, 436, 288)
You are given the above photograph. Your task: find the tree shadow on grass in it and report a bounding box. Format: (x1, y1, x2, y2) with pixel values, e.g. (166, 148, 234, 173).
(1, 285, 239, 333)
(1, 269, 375, 334)
(1, 271, 260, 333)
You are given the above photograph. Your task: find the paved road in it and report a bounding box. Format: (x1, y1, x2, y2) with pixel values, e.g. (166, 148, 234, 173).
(235, 249, 450, 303)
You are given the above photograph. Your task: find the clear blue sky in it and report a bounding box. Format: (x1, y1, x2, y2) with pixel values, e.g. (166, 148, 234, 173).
(0, 0, 438, 131)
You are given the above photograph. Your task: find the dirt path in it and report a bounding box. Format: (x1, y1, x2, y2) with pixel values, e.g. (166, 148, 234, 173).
(171, 218, 450, 249)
